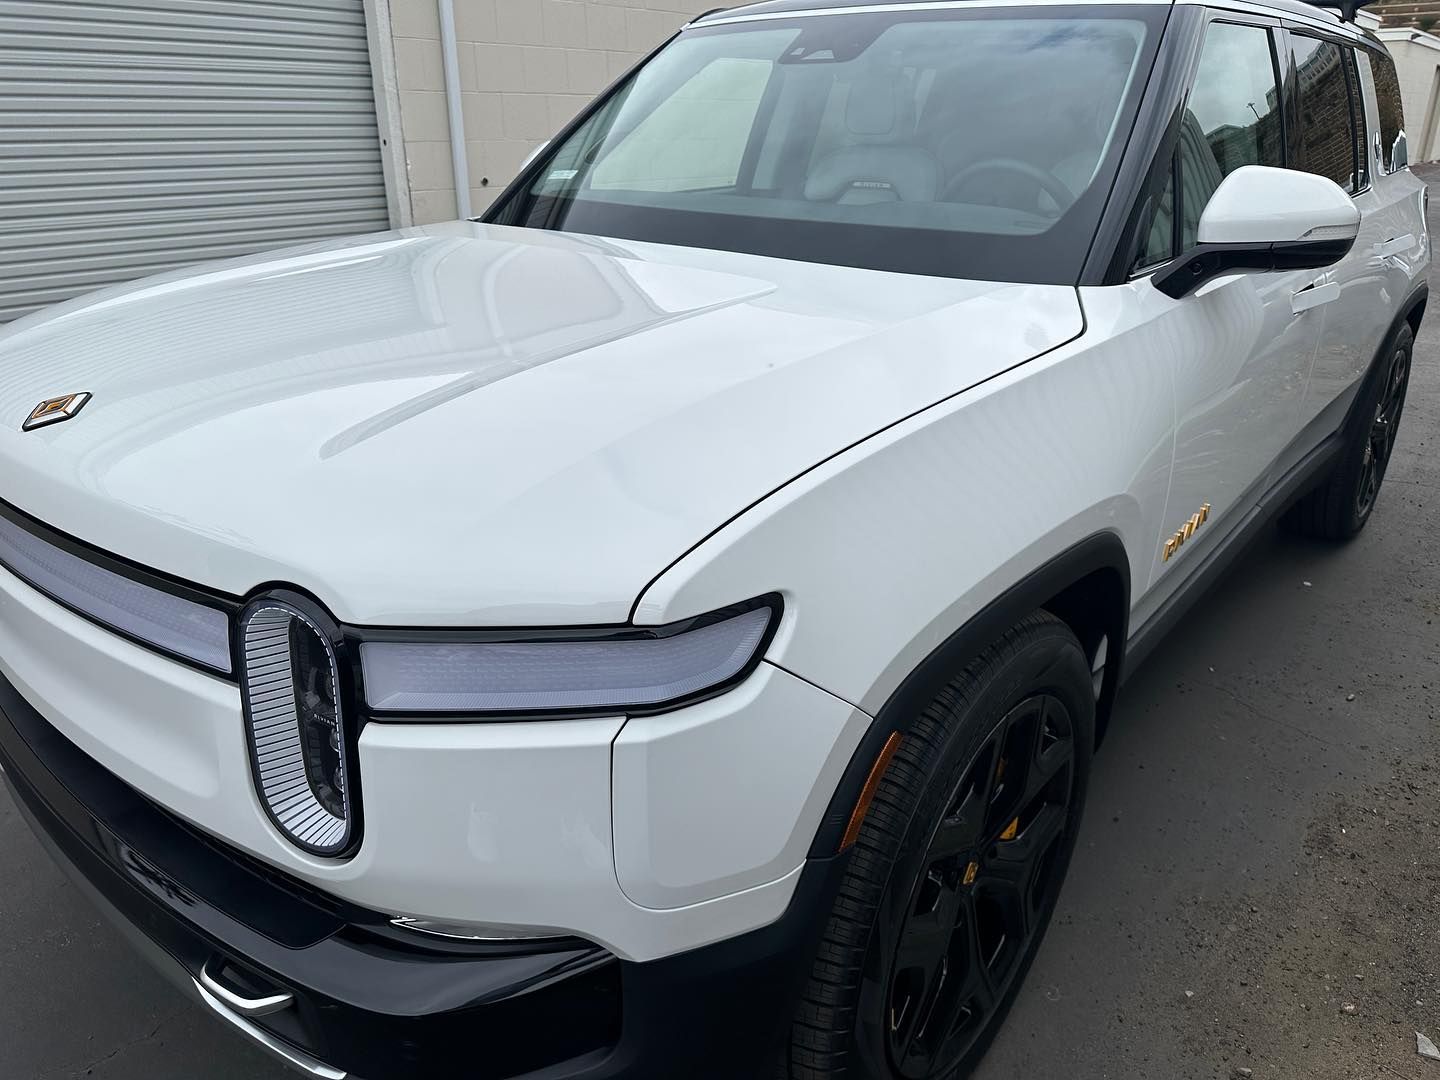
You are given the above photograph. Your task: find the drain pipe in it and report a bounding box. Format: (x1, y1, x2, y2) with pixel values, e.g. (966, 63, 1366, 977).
(437, 0, 473, 219)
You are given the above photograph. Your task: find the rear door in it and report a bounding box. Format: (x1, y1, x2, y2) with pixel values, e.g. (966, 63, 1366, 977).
(1277, 28, 1404, 461)
(1359, 45, 1432, 316)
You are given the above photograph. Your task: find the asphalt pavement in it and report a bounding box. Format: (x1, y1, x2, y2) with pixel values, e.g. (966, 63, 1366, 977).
(4, 174, 1440, 1080)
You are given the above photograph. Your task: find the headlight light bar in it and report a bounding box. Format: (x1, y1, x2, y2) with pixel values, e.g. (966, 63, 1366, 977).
(0, 499, 234, 675)
(355, 595, 781, 718)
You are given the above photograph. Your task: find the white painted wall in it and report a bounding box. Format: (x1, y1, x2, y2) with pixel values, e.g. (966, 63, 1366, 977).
(380, 0, 720, 224)
(1379, 26, 1440, 161)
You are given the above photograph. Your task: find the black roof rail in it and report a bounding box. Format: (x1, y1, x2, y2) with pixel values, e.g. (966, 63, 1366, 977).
(1307, 0, 1376, 22)
(693, 6, 731, 20)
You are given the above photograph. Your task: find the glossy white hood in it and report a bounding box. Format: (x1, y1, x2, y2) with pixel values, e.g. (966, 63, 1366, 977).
(0, 224, 1081, 626)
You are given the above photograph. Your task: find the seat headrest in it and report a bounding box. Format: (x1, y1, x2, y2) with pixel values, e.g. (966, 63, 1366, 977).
(804, 146, 940, 204)
(845, 72, 915, 141)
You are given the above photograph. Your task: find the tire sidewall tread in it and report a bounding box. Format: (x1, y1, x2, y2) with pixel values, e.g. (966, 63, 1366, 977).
(788, 612, 1096, 1080)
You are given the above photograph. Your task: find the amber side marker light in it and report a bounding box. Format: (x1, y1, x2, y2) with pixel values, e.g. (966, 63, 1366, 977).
(840, 731, 904, 852)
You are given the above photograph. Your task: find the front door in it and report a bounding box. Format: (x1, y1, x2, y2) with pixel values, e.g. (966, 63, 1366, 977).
(1142, 17, 1327, 603)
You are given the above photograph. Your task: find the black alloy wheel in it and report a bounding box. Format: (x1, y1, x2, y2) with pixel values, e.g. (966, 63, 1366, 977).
(786, 612, 1095, 1080)
(877, 695, 1076, 1078)
(1281, 322, 1415, 541)
(1357, 340, 1411, 519)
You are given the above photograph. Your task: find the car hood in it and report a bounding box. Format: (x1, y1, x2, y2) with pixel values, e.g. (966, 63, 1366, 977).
(0, 224, 1082, 626)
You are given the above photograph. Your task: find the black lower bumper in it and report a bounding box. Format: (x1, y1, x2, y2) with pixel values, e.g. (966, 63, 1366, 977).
(0, 671, 845, 1079)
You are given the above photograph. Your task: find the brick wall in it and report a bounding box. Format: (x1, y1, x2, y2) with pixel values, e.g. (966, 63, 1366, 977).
(1297, 43, 1357, 189)
(1373, 0, 1440, 30)
(387, 0, 720, 224)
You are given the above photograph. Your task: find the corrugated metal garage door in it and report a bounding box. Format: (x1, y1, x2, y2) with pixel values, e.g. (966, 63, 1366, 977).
(0, 0, 391, 323)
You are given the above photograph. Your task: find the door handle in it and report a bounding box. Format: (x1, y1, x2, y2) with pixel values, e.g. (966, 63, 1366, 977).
(1375, 234, 1416, 259)
(1292, 280, 1340, 315)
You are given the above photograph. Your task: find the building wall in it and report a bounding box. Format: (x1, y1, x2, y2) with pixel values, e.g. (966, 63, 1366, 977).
(1378, 28, 1440, 161)
(383, 0, 719, 224)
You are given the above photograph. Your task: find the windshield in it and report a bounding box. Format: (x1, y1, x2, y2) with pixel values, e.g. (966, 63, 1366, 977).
(488, 6, 1165, 284)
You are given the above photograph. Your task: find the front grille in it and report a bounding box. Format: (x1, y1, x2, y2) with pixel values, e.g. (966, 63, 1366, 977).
(0, 668, 623, 1079)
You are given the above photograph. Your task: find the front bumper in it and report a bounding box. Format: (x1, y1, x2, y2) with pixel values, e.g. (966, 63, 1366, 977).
(0, 556, 864, 961)
(0, 669, 849, 1079)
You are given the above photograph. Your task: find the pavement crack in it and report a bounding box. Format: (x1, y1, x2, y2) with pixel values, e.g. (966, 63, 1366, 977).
(1189, 678, 1337, 748)
(66, 1011, 177, 1078)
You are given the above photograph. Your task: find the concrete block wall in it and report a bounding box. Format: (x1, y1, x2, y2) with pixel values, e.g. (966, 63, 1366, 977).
(387, 0, 721, 224)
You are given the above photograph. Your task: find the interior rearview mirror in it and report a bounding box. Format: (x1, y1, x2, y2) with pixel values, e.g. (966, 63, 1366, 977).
(1153, 165, 1360, 299)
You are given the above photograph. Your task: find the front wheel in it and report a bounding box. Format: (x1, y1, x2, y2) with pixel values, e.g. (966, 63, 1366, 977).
(786, 612, 1095, 1080)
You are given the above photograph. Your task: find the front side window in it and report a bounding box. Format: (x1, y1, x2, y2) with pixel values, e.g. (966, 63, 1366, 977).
(1134, 168, 1177, 270)
(1132, 21, 1285, 271)
(1290, 35, 1360, 192)
(491, 7, 1164, 285)
(1178, 22, 1285, 250)
(1366, 49, 1407, 173)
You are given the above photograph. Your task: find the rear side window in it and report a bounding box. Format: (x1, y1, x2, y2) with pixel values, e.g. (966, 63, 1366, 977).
(1343, 48, 1369, 189)
(1367, 49, 1406, 173)
(1289, 35, 1361, 193)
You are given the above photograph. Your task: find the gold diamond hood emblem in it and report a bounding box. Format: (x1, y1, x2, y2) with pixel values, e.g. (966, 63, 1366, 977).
(23, 392, 91, 432)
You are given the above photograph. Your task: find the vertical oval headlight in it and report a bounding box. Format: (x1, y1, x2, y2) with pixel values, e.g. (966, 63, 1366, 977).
(240, 598, 355, 857)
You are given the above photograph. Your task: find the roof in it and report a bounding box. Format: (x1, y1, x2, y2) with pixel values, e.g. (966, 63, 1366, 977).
(697, 0, 1010, 17)
(693, 0, 1350, 27)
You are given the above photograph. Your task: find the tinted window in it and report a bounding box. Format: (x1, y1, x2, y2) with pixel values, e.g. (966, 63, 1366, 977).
(1130, 22, 1282, 270)
(1368, 49, 1406, 173)
(492, 7, 1165, 285)
(1344, 48, 1369, 189)
(1291, 36, 1358, 191)
(1134, 166, 1176, 269)
(1180, 22, 1284, 250)
(590, 58, 773, 193)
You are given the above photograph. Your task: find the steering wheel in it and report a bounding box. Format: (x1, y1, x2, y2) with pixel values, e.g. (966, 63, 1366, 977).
(941, 157, 1076, 212)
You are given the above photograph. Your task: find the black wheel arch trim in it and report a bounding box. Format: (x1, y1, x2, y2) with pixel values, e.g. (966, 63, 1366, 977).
(807, 531, 1130, 859)
(1343, 283, 1427, 445)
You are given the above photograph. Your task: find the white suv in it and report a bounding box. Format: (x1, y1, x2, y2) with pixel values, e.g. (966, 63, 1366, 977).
(0, 1, 1426, 1078)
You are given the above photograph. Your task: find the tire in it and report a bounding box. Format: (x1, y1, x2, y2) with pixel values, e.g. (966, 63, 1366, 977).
(786, 612, 1095, 1080)
(1281, 323, 1414, 541)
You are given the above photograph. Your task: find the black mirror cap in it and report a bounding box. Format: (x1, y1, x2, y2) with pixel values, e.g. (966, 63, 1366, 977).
(1152, 235, 1357, 300)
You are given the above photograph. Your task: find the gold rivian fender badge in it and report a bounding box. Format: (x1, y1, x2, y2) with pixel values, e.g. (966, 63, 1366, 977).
(1163, 503, 1212, 562)
(22, 393, 91, 432)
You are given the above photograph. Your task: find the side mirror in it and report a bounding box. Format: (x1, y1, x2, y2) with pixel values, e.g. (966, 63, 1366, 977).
(1154, 165, 1360, 299)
